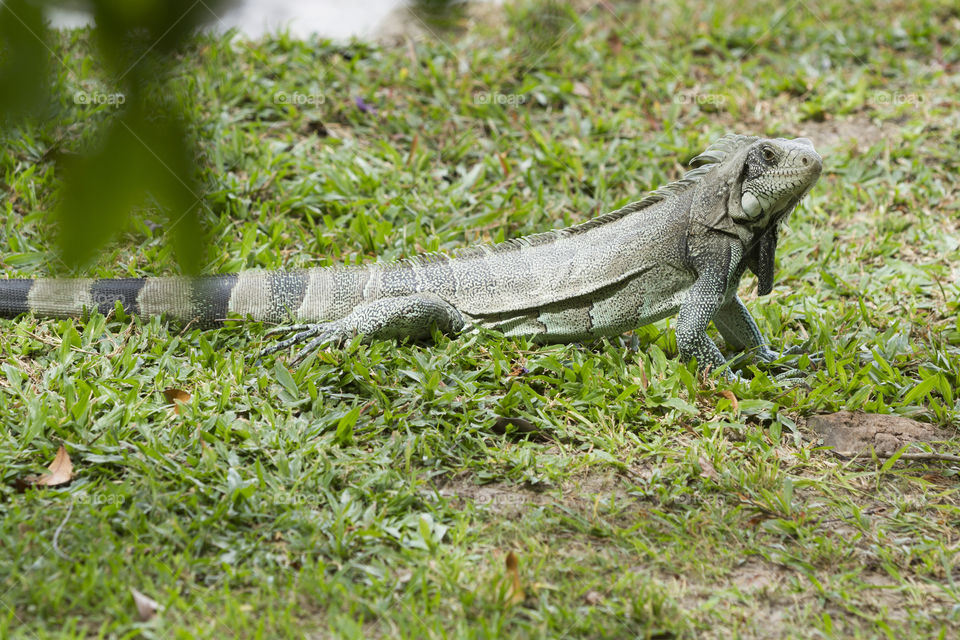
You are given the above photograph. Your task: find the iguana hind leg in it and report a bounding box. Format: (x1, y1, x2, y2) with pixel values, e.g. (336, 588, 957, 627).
(260, 292, 464, 364)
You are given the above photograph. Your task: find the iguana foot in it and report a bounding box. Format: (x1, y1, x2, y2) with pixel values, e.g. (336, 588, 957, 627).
(260, 320, 352, 365)
(721, 346, 818, 386)
(759, 347, 815, 386)
(721, 365, 807, 386)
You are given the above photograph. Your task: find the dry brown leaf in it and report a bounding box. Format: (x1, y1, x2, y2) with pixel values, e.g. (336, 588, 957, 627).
(572, 81, 591, 98)
(606, 31, 623, 55)
(497, 152, 511, 177)
(508, 361, 528, 377)
(505, 551, 525, 605)
(698, 455, 720, 482)
(583, 589, 603, 606)
(29, 445, 73, 487)
(719, 389, 739, 413)
(638, 361, 648, 389)
(162, 388, 191, 414)
(130, 587, 161, 621)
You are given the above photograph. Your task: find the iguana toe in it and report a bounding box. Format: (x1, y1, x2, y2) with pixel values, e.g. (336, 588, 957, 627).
(290, 328, 347, 365)
(259, 322, 346, 364)
(772, 368, 811, 386)
(263, 323, 319, 337)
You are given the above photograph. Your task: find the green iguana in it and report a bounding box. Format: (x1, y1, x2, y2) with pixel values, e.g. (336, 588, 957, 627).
(0, 133, 822, 380)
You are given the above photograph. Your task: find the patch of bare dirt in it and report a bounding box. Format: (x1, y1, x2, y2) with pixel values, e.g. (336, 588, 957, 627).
(561, 469, 634, 501)
(673, 552, 956, 638)
(794, 117, 899, 154)
(432, 478, 550, 516)
(804, 411, 954, 456)
(431, 468, 650, 517)
(729, 557, 790, 593)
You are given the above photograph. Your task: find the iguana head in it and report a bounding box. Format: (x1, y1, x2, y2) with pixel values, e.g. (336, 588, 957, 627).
(739, 137, 822, 295)
(689, 134, 822, 295)
(736, 137, 822, 227)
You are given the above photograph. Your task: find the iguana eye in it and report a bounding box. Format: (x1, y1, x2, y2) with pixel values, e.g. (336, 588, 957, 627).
(761, 146, 776, 162)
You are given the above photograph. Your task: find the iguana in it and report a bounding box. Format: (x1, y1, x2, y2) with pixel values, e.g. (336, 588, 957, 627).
(0, 133, 822, 380)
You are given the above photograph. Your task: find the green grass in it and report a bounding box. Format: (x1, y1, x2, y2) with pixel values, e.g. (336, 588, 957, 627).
(2, 0, 960, 637)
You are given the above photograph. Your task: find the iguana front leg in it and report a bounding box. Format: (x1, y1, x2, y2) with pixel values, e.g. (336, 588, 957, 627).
(260, 292, 464, 364)
(675, 267, 737, 379)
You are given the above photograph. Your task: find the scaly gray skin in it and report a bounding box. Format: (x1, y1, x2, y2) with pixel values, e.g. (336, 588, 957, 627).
(0, 133, 822, 380)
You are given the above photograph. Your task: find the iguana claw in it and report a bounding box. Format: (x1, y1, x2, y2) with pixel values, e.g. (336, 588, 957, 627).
(749, 345, 822, 367)
(259, 322, 349, 364)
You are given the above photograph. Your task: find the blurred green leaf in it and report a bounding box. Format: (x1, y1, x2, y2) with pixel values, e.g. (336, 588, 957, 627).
(1, 0, 234, 271)
(0, 0, 50, 118)
(55, 104, 204, 270)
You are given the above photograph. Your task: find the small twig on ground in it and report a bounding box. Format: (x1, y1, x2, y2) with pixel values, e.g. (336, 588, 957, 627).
(52, 500, 75, 562)
(828, 450, 960, 464)
(21, 330, 99, 356)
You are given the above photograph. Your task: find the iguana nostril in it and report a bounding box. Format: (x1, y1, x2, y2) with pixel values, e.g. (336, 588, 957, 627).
(801, 157, 808, 165)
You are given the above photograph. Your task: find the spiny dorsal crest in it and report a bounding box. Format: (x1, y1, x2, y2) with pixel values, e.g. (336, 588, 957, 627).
(395, 133, 758, 269)
(689, 133, 759, 168)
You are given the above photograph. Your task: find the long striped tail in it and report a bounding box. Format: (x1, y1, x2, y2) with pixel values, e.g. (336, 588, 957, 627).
(0, 271, 313, 325)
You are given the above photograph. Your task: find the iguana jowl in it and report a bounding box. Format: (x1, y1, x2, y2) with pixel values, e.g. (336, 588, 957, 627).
(0, 134, 822, 378)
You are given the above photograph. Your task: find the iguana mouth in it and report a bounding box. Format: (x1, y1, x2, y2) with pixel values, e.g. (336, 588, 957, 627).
(770, 167, 820, 179)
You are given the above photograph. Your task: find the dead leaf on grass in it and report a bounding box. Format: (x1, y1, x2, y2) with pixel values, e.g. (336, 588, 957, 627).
(638, 361, 648, 389)
(162, 388, 191, 414)
(505, 551, 525, 605)
(508, 361, 528, 376)
(718, 389, 739, 413)
(746, 515, 767, 527)
(130, 587, 162, 621)
(497, 152, 511, 177)
(606, 31, 623, 55)
(698, 455, 720, 482)
(28, 445, 73, 487)
(583, 589, 603, 606)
